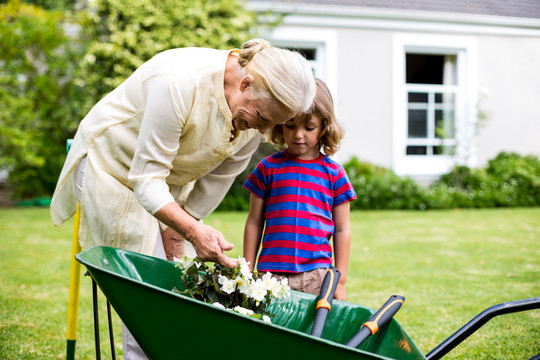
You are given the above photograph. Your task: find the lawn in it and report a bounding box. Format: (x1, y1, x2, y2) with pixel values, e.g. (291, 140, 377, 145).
(1, 207, 539, 359)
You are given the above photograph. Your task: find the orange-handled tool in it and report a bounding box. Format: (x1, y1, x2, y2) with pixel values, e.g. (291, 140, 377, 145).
(311, 266, 341, 337)
(346, 295, 405, 348)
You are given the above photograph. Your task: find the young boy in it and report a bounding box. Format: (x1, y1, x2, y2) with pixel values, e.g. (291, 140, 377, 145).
(243, 79, 356, 300)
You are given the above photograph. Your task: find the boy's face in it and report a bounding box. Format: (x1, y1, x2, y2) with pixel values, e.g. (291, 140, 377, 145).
(282, 115, 322, 160)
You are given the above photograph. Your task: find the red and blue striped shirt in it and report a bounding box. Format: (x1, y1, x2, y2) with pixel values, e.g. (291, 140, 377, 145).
(243, 150, 356, 273)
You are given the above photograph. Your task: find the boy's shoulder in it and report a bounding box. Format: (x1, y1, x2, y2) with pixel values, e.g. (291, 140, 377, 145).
(319, 154, 344, 170)
(262, 150, 286, 163)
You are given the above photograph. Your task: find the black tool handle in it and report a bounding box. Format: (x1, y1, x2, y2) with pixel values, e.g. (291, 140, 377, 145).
(346, 295, 405, 348)
(311, 266, 341, 337)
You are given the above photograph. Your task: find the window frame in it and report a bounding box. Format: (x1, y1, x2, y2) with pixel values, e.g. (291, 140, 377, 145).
(392, 33, 478, 181)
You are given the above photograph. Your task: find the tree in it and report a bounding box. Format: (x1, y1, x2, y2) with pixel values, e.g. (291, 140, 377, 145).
(76, 0, 258, 115)
(0, 0, 84, 198)
(0, 0, 259, 200)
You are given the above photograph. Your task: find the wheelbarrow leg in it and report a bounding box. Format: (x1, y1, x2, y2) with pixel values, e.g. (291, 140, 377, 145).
(89, 270, 117, 360)
(92, 277, 101, 360)
(66, 204, 82, 360)
(107, 300, 117, 360)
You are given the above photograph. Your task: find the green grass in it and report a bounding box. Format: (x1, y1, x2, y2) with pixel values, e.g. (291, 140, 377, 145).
(1, 207, 539, 359)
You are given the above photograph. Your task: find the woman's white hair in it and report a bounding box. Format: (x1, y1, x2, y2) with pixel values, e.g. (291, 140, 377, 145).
(238, 39, 316, 117)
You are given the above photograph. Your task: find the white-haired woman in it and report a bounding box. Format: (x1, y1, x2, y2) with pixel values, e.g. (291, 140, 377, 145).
(51, 38, 315, 359)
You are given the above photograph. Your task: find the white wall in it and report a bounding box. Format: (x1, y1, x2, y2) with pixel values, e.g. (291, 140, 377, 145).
(476, 35, 540, 165)
(335, 29, 394, 168)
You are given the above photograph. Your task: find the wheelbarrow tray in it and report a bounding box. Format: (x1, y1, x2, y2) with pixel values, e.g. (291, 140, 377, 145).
(76, 246, 426, 360)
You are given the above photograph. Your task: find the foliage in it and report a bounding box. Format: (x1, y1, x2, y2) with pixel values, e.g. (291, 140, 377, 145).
(76, 0, 258, 115)
(339, 152, 540, 211)
(343, 157, 426, 210)
(173, 255, 290, 321)
(431, 152, 540, 208)
(219, 151, 539, 211)
(0, 0, 85, 198)
(19, 0, 76, 11)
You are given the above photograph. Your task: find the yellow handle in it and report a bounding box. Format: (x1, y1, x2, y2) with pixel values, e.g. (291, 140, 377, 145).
(66, 204, 82, 341)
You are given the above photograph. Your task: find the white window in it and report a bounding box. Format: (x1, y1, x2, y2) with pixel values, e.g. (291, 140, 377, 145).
(393, 34, 478, 182)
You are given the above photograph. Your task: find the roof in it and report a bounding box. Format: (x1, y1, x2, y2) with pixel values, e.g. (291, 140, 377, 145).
(248, 0, 540, 20)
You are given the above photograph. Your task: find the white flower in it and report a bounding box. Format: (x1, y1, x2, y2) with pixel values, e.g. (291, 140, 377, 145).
(233, 276, 250, 295)
(248, 279, 268, 302)
(174, 256, 196, 270)
(261, 272, 278, 289)
(238, 257, 253, 280)
(219, 277, 237, 294)
(262, 315, 272, 323)
(278, 278, 291, 298)
(212, 302, 226, 310)
(233, 306, 254, 316)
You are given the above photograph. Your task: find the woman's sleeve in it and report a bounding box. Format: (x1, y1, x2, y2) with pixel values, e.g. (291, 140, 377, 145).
(182, 133, 262, 220)
(128, 74, 189, 215)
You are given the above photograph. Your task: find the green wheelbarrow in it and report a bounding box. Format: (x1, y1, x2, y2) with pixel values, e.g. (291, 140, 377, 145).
(76, 246, 540, 360)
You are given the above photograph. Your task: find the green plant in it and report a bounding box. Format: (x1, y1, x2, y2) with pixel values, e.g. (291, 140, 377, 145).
(0, 0, 85, 199)
(343, 157, 426, 210)
(173, 255, 290, 321)
(76, 0, 258, 116)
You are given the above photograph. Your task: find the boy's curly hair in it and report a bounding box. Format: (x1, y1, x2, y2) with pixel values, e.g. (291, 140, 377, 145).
(269, 78, 344, 156)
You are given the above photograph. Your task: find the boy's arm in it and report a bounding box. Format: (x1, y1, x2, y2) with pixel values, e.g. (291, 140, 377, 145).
(332, 201, 351, 301)
(243, 193, 266, 272)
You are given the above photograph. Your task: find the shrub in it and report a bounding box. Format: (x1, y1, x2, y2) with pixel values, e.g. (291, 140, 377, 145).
(341, 152, 540, 211)
(343, 157, 426, 210)
(435, 152, 540, 208)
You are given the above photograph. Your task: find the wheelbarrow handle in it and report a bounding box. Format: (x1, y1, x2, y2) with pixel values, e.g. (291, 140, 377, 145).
(311, 266, 341, 337)
(346, 295, 405, 348)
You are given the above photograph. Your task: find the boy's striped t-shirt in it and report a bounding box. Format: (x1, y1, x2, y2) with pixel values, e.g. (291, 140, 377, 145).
(243, 150, 356, 273)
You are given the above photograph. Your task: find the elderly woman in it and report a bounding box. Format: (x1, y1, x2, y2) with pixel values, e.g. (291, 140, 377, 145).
(51, 38, 315, 359)
(51, 38, 315, 263)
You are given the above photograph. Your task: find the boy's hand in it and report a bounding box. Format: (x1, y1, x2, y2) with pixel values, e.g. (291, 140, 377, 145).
(335, 283, 347, 301)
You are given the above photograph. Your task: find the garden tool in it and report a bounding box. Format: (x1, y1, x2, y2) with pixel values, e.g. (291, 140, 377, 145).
(311, 266, 341, 337)
(346, 295, 405, 348)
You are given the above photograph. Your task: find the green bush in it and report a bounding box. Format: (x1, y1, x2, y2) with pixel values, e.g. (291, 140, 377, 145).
(219, 151, 540, 211)
(343, 157, 426, 210)
(341, 152, 539, 211)
(435, 152, 540, 208)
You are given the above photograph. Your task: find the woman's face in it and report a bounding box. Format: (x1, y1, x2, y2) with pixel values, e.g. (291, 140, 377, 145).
(231, 89, 291, 135)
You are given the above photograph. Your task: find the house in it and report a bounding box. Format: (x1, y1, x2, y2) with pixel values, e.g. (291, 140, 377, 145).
(247, 0, 540, 183)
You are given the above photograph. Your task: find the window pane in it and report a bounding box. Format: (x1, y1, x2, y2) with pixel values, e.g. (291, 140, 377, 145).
(406, 54, 444, 84)
(436, 92, 455, 104)
(406, 54, 456, 85)
(435, 109, 455, 138)
(434, 145, 455, 155)
(408, 110, 427, 138)
(406, 146, 427, 155)
(408, 92, 428, 103)
(290, 48, 316, 60)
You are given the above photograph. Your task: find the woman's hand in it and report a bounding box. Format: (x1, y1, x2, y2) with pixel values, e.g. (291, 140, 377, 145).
(185, 222, 238, 268)
(154, 202, 238, 268)
(161, 227, 185, 261)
